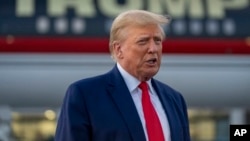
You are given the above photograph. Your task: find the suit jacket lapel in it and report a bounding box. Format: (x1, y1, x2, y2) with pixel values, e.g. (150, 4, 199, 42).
(106, 66, 146, 141)
(152, 79, 182, 141)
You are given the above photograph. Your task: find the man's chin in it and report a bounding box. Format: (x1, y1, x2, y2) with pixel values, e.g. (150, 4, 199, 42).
(143, 69, 159, 79)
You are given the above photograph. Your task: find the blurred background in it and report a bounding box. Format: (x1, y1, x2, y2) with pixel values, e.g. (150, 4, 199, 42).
(0, 0, 250, 141)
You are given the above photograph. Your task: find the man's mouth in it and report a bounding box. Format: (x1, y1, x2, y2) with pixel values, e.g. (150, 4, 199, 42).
(146, 58, 157, 64)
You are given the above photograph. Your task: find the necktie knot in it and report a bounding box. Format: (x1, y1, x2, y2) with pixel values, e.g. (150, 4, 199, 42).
(138, 82, 148, 91)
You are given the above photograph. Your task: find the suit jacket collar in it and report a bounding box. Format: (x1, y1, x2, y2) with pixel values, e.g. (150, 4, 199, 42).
(106, 65, 146, 141)
(152, 80, 183, 141)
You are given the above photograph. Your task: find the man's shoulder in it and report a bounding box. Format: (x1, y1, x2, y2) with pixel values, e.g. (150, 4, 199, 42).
(71, 72, 109, 88)
(70, 65, 119, 88)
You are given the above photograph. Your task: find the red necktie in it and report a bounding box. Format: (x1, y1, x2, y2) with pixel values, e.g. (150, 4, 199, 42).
(139, 82, 165, 141)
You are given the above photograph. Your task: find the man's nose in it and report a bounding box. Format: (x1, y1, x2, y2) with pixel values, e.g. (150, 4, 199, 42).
(148, 41, 158, 53)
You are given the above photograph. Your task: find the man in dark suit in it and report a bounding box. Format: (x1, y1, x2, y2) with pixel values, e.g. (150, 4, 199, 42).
(55, 10, 191, 141)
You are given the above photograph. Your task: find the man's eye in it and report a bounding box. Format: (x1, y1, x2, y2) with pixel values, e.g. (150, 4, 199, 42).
(138, 40, 147, 45)
(155, 38, 162, 44)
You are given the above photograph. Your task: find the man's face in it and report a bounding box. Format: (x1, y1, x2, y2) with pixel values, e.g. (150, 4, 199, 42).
(116, 24, 163, 81)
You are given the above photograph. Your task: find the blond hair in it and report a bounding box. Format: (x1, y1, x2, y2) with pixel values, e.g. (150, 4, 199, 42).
(109, 10, 171, 60)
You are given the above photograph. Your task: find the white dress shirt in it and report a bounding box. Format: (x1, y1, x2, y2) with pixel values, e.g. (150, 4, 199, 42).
(117, 63, 171, 141)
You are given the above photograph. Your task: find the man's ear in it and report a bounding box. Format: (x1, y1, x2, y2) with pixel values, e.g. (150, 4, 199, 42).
(113, 41, 123, 59)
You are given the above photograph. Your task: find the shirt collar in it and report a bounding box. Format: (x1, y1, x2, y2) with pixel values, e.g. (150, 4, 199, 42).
(117, 63, 154, 94)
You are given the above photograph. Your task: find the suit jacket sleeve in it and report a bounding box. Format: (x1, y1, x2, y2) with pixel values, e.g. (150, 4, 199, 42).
(55, 84, 91, 141)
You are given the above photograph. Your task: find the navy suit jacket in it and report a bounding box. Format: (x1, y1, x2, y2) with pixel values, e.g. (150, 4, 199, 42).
(55, 65, 191, 141)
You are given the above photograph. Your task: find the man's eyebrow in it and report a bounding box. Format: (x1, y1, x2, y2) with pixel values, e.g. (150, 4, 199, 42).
(135, 37, 150, 43)
(136, 34, 162, 40)
(154, 36, 162, 40)
(136, 35, 150, 40)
